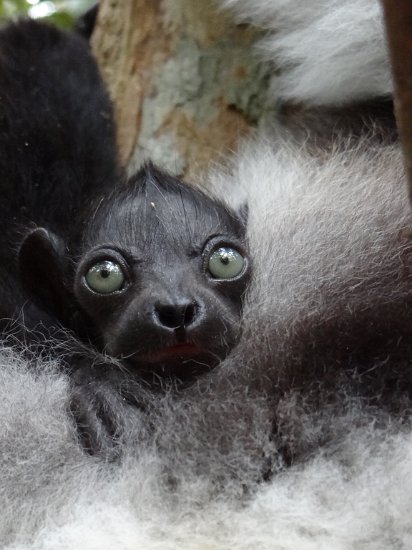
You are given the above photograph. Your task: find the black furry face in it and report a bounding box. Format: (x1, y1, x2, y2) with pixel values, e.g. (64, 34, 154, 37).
(72, 166, 250, 381)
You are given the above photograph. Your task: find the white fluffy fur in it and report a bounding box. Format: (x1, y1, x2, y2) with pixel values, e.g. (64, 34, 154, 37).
(221, 0, 392, 105)
(2, 137, 412, 548)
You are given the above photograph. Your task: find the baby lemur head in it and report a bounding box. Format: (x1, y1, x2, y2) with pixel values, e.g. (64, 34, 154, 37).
(19, 165, 250, 381)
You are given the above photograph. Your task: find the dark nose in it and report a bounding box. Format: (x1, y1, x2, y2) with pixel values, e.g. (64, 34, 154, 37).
(154, 301, 198, 330)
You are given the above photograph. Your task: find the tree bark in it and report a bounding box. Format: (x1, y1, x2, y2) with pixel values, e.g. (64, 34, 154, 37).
(91, 0, 273, 179)
(382, 0, 412, 202)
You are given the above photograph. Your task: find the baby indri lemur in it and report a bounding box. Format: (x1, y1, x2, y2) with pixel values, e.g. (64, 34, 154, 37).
(0, 19, 249, 392)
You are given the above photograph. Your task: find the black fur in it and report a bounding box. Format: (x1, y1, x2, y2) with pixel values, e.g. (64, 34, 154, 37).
(75, 4, 99, 39)
(0, 19, 119, 330)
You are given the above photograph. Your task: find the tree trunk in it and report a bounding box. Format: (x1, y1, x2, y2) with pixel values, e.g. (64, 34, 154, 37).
(381, 0, 412, 203)
(91, 0, 273, 179)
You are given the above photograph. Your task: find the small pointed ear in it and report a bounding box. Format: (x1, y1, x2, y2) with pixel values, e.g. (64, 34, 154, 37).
(18, 227, 69, 320)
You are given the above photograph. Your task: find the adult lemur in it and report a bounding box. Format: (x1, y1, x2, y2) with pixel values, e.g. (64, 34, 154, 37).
(1, 1, 412, 548)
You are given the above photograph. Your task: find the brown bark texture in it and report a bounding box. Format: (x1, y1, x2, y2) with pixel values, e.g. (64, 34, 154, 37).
(382, 0, 412, 202)
(91, 0, 273, 179)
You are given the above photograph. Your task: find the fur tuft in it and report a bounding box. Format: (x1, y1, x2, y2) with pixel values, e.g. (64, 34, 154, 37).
(220, 0, 392, 105)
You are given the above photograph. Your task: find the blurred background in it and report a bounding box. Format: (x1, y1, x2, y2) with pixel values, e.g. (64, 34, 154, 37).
(0, 0, 95, 27)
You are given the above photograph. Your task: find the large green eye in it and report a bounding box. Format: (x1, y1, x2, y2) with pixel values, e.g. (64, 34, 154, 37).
(85, 260, 125, 294)
(208, 247, 245, 279)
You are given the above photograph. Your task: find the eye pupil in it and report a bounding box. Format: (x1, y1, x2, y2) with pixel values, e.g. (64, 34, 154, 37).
(220, 255, 230, 265)
(100, 269, 110, 279)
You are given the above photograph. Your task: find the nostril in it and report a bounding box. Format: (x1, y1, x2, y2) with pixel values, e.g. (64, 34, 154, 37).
(156, 304, 180, 329)
(154, 301, 198, 329)
(183, 302, 196, 326)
